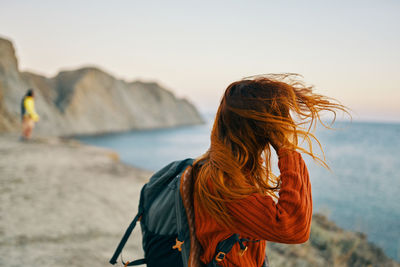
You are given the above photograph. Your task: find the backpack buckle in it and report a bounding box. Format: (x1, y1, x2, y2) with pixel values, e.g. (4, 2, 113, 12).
(172, 238, 184, 252)
(239, 246, 248, 256)
(215, 251, 226, 262)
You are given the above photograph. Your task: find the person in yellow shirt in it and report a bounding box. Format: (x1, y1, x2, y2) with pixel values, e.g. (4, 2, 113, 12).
(21, 89, 40, 140)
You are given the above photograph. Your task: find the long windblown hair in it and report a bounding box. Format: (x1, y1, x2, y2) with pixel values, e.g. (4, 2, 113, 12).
(192, 74, 349, 226)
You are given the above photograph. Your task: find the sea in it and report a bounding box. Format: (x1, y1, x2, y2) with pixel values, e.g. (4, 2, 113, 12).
(78, 113, 400, 261)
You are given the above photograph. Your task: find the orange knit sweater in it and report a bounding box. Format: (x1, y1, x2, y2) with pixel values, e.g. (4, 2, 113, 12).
(193, 149, 312, 266)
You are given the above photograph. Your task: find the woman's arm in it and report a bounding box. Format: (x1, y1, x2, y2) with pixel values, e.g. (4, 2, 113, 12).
(228, 149, 312, 244)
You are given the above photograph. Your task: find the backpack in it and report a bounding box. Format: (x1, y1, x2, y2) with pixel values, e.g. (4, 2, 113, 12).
(109, 158, 268, 267)
(21, 96, 26, 120)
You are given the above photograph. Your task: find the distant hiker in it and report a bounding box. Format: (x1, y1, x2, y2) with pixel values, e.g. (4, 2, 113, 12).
(21, 88, 39, 140)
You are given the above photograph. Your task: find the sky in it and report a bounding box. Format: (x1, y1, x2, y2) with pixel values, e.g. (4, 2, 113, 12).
(1, 0, 399, 122)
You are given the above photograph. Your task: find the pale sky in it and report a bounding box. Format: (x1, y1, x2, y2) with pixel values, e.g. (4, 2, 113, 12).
(1, 0, 399, 122)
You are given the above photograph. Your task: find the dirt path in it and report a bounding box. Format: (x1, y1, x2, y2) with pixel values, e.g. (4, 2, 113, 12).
(0, 134, 150, 267)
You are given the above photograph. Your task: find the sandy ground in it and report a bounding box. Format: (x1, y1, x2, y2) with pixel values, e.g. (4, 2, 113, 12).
(0, 134, 150, 267)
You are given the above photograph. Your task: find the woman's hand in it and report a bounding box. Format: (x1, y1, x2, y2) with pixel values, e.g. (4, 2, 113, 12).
(269, 136, 283, 152)
(269, 131, 293, 152)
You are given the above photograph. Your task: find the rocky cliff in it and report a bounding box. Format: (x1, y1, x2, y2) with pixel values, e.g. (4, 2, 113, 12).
(0, 37, 204, 136)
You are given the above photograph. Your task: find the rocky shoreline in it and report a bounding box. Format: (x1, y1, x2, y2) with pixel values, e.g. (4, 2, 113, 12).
(0, 134, 398, 267)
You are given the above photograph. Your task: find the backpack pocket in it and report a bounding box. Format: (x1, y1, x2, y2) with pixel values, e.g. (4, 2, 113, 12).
(141, 176, 185, 267)
(145, 177, 178, 235)
(142, 229, 184, 267)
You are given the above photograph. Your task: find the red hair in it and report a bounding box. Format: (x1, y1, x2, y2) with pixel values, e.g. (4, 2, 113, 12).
(193, 74, 349, 226)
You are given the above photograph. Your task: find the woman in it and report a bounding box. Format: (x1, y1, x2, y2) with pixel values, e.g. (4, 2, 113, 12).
(21, 88, 40, 140)
(189, 75, 347, 266)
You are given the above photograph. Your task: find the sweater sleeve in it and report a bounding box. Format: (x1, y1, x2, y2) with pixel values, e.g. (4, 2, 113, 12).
(227, 149, 312, 244)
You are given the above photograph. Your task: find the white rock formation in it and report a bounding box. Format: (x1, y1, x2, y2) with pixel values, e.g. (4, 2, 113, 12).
(0, 37, 204, 136)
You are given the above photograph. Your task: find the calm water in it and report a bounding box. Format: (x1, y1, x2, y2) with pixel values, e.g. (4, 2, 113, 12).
(79, 114, 400, 261)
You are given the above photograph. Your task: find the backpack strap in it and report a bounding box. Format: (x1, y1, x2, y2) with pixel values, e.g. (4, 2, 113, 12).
(206, 234, 239, 267)
(206, 234, 261, 267)
(109, 212, 144, 265)
(110, 184, 148, 265)
(122, 258, 146, 266)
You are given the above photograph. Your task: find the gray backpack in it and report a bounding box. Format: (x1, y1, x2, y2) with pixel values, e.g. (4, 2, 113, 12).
(109, 158, 267, 267)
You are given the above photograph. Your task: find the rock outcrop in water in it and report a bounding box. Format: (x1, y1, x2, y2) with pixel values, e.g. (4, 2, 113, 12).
(0, 135, 398, 267)
(0, 37, 204, 136)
